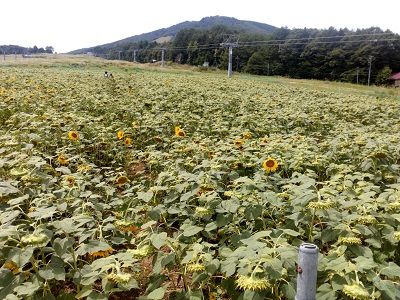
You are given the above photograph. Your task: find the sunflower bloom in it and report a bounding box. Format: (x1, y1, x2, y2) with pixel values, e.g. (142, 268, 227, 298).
(116, 175, 129, 185)
(117, 130, 124, 140)
(68, 131, 79, 141)
(393, 231, 400, 241)
(124, 137, 132, 146)
(236, 274, 270, 291)
(57, 154, 69, 166)
(194, 207, 212, 218)
(262, 158, 278, 173)
(342, 284, 370, 300)
(175, 126, 185, 137)
(88, 248, 114, 259)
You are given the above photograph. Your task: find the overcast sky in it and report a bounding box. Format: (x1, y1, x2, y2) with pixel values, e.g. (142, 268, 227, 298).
(1, 0, 399, 53)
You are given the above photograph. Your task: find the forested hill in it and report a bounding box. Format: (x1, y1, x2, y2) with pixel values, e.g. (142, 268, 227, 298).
(69, 16, 277, 54)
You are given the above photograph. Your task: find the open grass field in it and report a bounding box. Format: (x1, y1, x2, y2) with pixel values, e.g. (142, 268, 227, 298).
(0, 55, 399, 299)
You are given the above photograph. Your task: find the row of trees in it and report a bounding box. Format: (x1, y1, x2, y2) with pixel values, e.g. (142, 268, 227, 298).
(93, 26, 400, 85)
(0, 45, 54, 55)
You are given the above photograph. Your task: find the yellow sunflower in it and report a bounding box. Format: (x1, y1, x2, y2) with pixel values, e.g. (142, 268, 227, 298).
(124, 137, 132, 146)
(117, 130, 124, 140)
(88, 248, 114, 259)
(57, 154, 69, 166)
(68, 131, 79, 141)
(175, 126, 185, 137)
(234, 139, 245, 147)
(262, 158, 278, 173)
(116, 175, 129, 185)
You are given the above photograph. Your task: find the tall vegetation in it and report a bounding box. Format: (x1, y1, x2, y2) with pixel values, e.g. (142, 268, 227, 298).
(98, 26, 400, 85)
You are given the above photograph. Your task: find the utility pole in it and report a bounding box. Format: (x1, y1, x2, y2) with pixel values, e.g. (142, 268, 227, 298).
(118, 51, 122, 60)
(356, 67, 359, 84)
(267, 62, 270, 76)
(161, 48, 166, 67)
(368, 56, 373, 86)
(133, 49, 137, 63)
(221, 35, 239, 78)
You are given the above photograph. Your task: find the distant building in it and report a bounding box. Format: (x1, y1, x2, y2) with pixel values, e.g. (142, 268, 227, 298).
(390, 72, 400, 87)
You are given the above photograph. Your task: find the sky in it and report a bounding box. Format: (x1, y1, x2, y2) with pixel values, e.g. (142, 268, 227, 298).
(1, 0, 399, 53)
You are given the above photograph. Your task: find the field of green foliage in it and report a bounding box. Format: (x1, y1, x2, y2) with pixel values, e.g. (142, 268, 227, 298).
(0, 57, 400, 299)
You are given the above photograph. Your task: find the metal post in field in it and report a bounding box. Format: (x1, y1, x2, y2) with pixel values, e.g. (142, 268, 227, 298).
(368, 56, 373, 86)
(220, 35, 238, 78)
(295, 243, 319, 300)
(133, 49, 137, 62)
(356, 67, 359, 84)
(161, 48, 165, 67)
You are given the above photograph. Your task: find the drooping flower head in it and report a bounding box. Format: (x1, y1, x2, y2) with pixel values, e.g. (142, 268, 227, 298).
(116, 175, 129, 185)
(107, 272, 132, 284)
(342, 284, 370, 300)
(186, 263, 206, 273)
(339, 237, 362, 245)
(236, 274, 270, 291)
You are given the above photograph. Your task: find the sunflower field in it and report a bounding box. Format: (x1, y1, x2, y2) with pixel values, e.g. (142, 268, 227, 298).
(0, 59, 400, 300)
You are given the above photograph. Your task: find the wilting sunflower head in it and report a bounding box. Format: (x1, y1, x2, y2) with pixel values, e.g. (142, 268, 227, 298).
(3, 260, 19, 274)
(236, 274, 270, 291)
(342, 284, 370, 300)
(339, 236, 362, 245)
(186, 263, 206, 273)
(242, 132, 252, 139)
(115, 220, 139, 233)
(89, 247, 114, 259)
(117, 130, 124, 140)
(21, 233, 48, 246)
(107, 272, 132, 284)
(64, 175, 75, 187)
(387, 201, 400, 210)
(194, 207, 212, 217)
(116, 175, 129, 185)
(77, 164, 92, 173)
(175, 126, 185, 137)
(357, 215, 377, 225)
(57, 154, 69, 166)
(308, 199, 335, 210)
(68, 131, 79, 141)
(234, 139, 245, 147)
(127, 245, 153, 258)
(262, 158, 279, 173)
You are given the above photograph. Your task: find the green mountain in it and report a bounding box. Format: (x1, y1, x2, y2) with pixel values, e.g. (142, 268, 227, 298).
(69, 16, 277, 54)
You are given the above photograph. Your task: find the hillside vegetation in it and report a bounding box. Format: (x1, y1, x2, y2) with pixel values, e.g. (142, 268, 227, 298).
(0, 57, 399, 299)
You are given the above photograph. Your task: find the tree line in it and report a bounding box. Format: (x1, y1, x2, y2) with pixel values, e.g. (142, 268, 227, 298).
(0, 45, 54, 55)
(95, 25, 400, 85)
